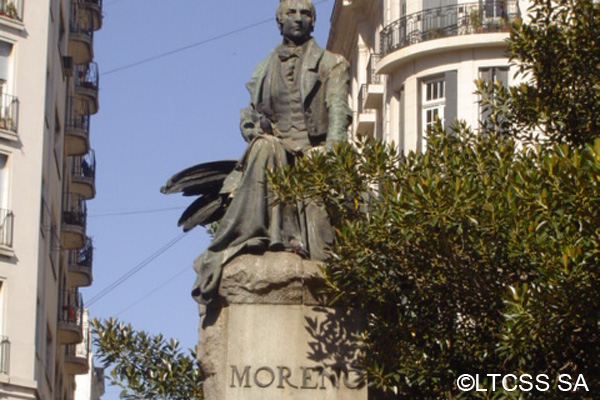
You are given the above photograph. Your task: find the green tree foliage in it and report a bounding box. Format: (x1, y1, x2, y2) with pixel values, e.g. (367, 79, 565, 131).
(269, 0, 600, 398)
(92, 318, 203, 400)
(479, 0, 600, 146)
(271, 130, 600, 399)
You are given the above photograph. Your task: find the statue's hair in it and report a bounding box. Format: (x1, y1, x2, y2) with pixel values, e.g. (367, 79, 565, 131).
(276, 0, 317, 27)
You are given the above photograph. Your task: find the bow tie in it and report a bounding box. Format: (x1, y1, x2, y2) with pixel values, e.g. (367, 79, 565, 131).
(278, 46, 303, 61)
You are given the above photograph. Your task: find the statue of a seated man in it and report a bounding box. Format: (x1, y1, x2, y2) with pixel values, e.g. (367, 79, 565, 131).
(163, 0, 352, 304)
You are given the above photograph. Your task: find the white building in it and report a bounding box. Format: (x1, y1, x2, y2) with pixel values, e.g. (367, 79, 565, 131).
(74, 311, 105, 400)
(0, 1, 101, 399)
(328, 0, 522, 152)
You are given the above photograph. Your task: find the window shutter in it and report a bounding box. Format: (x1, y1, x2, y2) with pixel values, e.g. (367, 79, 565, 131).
(0, 42, 13, 83)
(444, 70, 458, 130)
(496, 67, 508, 87)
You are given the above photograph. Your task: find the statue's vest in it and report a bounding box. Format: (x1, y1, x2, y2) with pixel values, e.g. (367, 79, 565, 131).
(272, 57, 307, 134)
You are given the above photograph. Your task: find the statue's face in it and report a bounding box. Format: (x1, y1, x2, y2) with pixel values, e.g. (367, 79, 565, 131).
(278, 0, 314, 44)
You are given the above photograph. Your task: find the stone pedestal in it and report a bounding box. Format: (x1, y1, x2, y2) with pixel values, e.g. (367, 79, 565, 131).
(197, 252, 367, 400)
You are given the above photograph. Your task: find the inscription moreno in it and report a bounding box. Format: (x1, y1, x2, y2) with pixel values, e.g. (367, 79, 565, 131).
(230, 365, 363, 390)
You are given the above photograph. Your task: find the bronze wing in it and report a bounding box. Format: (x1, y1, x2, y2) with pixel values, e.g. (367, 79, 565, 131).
(160, 160, 237, 232)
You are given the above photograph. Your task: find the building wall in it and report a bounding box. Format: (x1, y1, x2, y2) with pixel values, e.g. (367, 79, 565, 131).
(0, 1, 101, 399)
(328, 0, 522, 152)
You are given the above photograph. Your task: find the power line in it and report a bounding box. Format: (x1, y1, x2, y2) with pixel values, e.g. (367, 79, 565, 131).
(103, 17, 274, 76)
(87, 232, 188, 306)
(102, 0, 332, 76)
(88, 206, 185, 218)
(114, 264, 191, 317)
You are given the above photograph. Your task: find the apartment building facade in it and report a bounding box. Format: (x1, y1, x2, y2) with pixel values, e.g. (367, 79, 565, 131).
(328, 0, 522, 152)
(0, 0, 101, 399)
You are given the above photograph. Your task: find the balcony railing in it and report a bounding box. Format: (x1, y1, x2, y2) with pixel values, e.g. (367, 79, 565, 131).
(74, 62, 99, 92)
(0, 208, 13, 248)
(0, 336, 9, 375)
(64, 321, 90, 374)
(72, 150, 96, 182)
(68, 237, 93, 270)
(58, 289, 84, 329)
(65, 336, 89, 360)
(0, 0, 23, 21)
(65, 97, 91, 156)
(367, 54, 381, 85)
(358, 84, 376, 115)
(80, 0, 103, 31)
(0, 93, 19, 134)
(70, 3, 94, 40)
(380, 0, 519, 57)
(66, 98, 91, 134)
(62, 193, 87, 230)
(83, 0, 103, 9)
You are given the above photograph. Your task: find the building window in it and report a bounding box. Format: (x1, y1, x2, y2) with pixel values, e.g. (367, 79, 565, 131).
(0, 154, 12, 249)
(479, 66, 509, 129)
(479, 66, 509, 88)
(0, 40, 17, 135)
(0, 153, 7, 208)
(53, 109, 62, 175)
(45, 326, 54, 384)
(421, 78, 445, 151)
(0, 280, 7, 376)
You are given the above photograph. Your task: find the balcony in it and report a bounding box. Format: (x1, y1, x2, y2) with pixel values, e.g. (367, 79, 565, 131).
(58, 289, 84, 345)
(356, 84, 376, 136)
(0, 93, 19, 140)
(71, 150, 96, 200)
(64, 335, 90, 375)
(363, 54, 383, 109)
(74, 62, 99, 115)
(68, 3, 94, 64)
(65, 99, 91, 156)
(67, 237, 93, 288)
(380, 0, 519, 57)
(79, 0, 103, 31)
(0, 0, 23, 22)
(0, 208, 13, 252)
(0, 336, 9, 376)
(61, 193, 87, 250)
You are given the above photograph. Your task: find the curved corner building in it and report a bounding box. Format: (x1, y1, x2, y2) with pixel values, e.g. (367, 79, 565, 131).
(328, 0, 523, 152)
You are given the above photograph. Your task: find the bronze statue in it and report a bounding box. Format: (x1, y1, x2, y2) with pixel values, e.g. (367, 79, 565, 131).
(162, 0, 352, 304)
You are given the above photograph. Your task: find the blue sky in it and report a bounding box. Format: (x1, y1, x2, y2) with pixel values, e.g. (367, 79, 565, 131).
(86, 0, 335, 397)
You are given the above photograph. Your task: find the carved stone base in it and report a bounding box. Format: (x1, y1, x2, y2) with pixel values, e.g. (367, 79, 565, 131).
(197, 252, 367, 400)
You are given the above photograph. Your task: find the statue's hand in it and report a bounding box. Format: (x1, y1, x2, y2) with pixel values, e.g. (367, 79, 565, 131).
(259, 116, 274, 135)
(257, 103, 276, 135)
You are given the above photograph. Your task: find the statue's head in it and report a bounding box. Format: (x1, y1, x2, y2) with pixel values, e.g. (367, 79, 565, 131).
(277, 0, 316, 45)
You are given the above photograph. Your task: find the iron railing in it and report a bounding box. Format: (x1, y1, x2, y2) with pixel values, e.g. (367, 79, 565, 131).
(74, 62, 99, 91)
(58, 289, 84, 329)
(82, 0, 102, 8)
(62, 193, 87, 230)
(66, 97, 91, 135)
(0, 0, 23, 21)
(0, 208, 13, 248)
(358, 84, 376, 115)
(367, 54, 381, 85)
(380, 0, 519, 56)
(68, 236, 93, 269)
(72, 150, 96, 181)
(70, 1, 94, 40)
(65, 334, 90, 360)
(0, 336, 9, 375)
(79, 0, 103, 31)
(0, 93, 19, 134)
